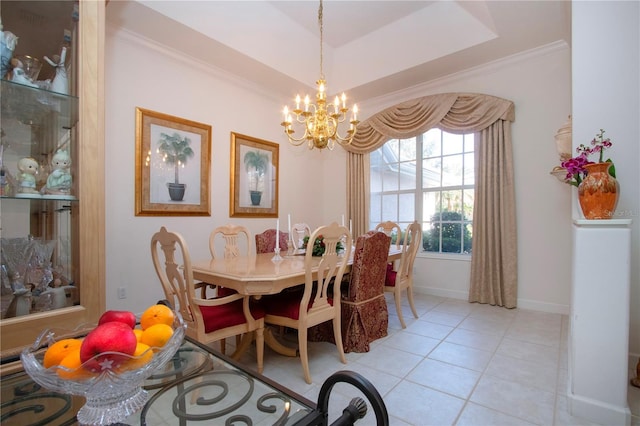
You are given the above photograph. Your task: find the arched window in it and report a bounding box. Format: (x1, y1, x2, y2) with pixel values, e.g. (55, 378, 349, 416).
(370, 129, 474, 254)
(344, 93, 518, 308)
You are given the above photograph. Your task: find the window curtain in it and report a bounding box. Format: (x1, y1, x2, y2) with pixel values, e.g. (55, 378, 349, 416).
(343, 92, 517, 308)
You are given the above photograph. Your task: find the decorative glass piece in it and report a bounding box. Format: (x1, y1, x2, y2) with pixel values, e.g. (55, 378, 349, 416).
(21, 311, 186, 425)
(1, 238, 47, 289)
(13, 55, 42, 83)
(554, 116, 572, 161)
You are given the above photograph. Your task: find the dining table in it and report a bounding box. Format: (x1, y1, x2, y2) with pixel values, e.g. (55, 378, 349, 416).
(191, 246, 403, 357)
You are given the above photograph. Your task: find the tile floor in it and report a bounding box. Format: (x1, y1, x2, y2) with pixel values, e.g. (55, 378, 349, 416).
(233, 293, 640, 426)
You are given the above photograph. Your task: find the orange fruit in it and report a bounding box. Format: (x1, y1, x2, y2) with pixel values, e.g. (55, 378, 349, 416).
(118, 342, 153, 372)
(140, 304, 174, 330)
(56, 348, 95, 380)
(133, 328, 144, 342)
(43, 338, 82, 368)
(140, 323, 174, 349)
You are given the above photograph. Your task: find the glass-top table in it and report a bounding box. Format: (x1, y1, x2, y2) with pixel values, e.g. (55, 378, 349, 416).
(1, 337, 321, 425)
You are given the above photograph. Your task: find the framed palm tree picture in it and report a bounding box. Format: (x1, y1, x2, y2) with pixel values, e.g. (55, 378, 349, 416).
(135, 108, 211, 216)
(230, 132, 279, 217)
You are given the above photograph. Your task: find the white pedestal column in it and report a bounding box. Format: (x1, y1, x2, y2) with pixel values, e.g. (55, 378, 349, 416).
(569, 219, 632, 426)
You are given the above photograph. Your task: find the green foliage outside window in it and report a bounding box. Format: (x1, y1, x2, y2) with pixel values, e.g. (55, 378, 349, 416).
(423, 211, 472, 254)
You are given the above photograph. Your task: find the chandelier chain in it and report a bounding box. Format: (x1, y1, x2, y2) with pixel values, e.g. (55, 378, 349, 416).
(280, 0, 359, 150)
(318, 0, 324, 79)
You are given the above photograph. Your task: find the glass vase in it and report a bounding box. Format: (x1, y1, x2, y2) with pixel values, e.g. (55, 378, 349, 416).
(578, 162, 619, 219)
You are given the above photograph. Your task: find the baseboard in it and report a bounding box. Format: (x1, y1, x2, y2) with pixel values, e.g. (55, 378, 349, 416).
(568, 392, 631, 426)
(414, 286, 468, 301)
(414, 286, 570, 315)
(516, 298, 570, 315)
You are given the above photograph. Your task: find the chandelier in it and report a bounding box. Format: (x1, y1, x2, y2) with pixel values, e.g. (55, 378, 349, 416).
(280, 0, 359, 150)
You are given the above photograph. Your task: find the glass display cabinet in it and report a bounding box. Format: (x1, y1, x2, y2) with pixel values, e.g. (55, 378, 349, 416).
(1, 80, 79, 318)
(0, 0, 105, 364)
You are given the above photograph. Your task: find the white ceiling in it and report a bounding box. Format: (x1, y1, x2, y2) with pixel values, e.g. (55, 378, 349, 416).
(106, 0, 571, 102)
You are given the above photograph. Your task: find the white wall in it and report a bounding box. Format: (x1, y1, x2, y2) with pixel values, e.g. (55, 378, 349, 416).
(355, 42, 574, 314)
(104, 27, 333, 312)
(571, 0, 640, 358)
(104, 22, 573, 319)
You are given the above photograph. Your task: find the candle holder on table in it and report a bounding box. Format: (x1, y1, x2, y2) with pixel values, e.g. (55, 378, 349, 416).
(271, 247, 283, 262)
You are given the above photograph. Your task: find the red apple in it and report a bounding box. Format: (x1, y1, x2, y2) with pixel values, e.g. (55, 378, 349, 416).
(80, 322, 137, 372)
(98, 310, 136, 329)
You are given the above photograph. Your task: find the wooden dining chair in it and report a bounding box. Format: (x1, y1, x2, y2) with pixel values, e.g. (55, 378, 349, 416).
(310, 231, 391, 352)
(150, 226, 265, 373)
(206, 224, 252, 352)
(199, 224, 252, 297)
(262, 222, 352, 384)
(375, 221, 402, 249)
(209, 224, 252, 260)
(255, 228, 289, 254)
(375, 220, 402, 275)
(341, 231, 391, 352)
(290, 223, 311, 252)
(385, 221, 422, 328)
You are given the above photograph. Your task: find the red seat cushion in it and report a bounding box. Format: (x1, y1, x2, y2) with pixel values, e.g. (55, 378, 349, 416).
(262, 289, 333, 320)
(199, 299, 265, 333)
(385, 263, 397, 287)
(217, 286, 237, 297)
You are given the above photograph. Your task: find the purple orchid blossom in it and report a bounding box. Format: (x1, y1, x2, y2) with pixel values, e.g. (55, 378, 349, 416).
(559, 129, 615, 187)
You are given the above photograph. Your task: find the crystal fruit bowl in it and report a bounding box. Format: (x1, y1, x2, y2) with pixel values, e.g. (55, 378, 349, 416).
(21, 310, 186, 426)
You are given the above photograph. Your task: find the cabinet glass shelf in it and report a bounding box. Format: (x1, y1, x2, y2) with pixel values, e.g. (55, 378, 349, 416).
(1, 194, 77, 201)
(0, 79, 78, 129)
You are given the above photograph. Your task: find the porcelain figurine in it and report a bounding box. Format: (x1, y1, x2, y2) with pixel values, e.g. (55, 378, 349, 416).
(39, 268, 75, 309)
(16, 157, 40, 195)
(44, 46, 68, 95)
(39, 285, 73, 310)
(10, 66, 38, 87)
(0, 16, 18, 80)
(4, 272, 32, 318)
(43, 150, 72, 195)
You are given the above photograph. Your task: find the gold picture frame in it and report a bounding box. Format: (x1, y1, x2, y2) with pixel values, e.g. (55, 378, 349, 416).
(135, 108, 211, 216)
(230, 132, 279, 218)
